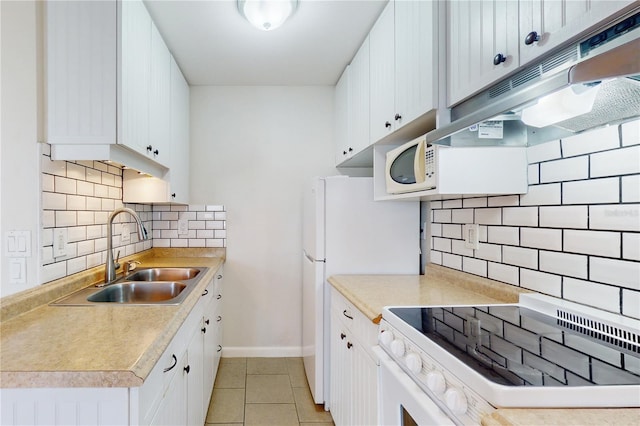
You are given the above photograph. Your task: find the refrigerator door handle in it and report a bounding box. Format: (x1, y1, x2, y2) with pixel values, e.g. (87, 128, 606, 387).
(303, 250, 324, 263)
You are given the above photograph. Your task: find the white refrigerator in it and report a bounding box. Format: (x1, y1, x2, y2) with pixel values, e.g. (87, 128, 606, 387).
(302, 176, 419, 407)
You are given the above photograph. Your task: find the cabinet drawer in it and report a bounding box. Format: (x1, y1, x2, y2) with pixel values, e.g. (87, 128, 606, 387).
(330, 288, 379, 359)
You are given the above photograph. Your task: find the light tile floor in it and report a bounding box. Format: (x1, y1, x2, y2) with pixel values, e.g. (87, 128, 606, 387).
(205, 357, 334, 426)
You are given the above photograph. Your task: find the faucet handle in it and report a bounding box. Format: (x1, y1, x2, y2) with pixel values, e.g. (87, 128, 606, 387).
(114, 250, 121, 270)
(125, 260, 141, 274)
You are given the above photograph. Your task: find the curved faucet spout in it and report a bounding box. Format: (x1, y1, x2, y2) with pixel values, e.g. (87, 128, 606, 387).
(104, 208, 149, 284)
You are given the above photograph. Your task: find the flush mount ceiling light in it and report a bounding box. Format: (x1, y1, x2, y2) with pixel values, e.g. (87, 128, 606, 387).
(238, 0, 298, 31)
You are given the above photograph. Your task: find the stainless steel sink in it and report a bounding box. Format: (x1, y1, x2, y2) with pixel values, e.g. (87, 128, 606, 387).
(50, 267, 208, 306)
(87, 282, 187, 303)
(124, 267, 200, 282)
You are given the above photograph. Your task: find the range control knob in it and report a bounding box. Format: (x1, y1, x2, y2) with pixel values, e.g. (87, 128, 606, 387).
(390, 339, 405, 357)
(445, 388, 468, 415)
(379, 329, 394, 346)
(426, 371, 446, 395)
(405, 352, 422, 374)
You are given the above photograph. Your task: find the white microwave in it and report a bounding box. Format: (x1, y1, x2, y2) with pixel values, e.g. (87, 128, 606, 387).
(385, 135, 436, 194)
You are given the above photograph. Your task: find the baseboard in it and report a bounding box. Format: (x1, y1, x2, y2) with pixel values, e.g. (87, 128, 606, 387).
(222, 346, 303, 358)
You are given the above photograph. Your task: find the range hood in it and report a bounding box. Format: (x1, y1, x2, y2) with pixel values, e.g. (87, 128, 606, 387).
(428, 9, 640, 147)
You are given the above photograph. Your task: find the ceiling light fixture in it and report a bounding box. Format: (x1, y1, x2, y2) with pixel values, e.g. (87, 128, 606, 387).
(237, 0, 298, 31)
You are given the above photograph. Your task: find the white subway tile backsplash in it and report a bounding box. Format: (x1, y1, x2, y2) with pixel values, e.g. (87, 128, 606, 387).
(67, 257, 87, 275)
(433, 209, 452, 223)
(154, 238, 170, 247)
(161, 212, 179, 221)
(476, 243, 502, 262)
(205, 221, 225, 230)
(101, 198, 115, 211)
(590, 257, 640, 290)
(76, 180, 94, 196)
(171, 239, 188, 248)
(520, 228, 562, 250)
(591, 146, 640, 178)
(55, 211, 77, 227)
(589, 204, 640, 231)
(621, 119, 639, 147)
(43, 192, 67, 210)
(487, 195, 519, 207)
(463, 197, 487, 208)
(442, 253, 462, 270)
(622, 289, 640, 319)
(432, 237, 452, 253)
(488, 262, 519, 285)
(488, 226, 519, 245)
(520, 269, 561, 297)
(527, 140, 561, 164)
(442, 199, 462, 209)
(452, 240, 474, 257)
(521, 183, 561, 206)
(442, 224, 462, 239)
(42, 211, 55, 228)
(621, 175, 640, 202)
(563, 277, 620, 313)
(539, 206, 588, 229)
(451, 209, 474, 224)
(564, 230, 620, 257)
(188, 239, 206, 248)
(42, 262, 67, 283)
(623, 233, 640, 261)
(86, 168, 102, 184)
(563, 177, 619, 204)
(540, 156, 588, 183)
(86, 197, 102, 210)
(206, 205, 225, 211)
(66, 163, 86, 180)
(539, 251, 588, 279)
(475, 208, 501, 225)
(94, 162, 108, 172)
(561, 126, 620, 157)
(67, 195, 86, 211)
(503, 246, 538, 269)
(430, 250, 443, 265)
(101, 172, 115, 186)
(431, 223, 442, 237)
(197, 229, 214, 239)
(462, 257, 487, 277)
(528, 164, 540, 185)
(76, 240, 95, 257)
(86, 253, 102, 268)
(67, 226, 86, 243)
(161, 230, 179, 239)
(503, 207, 538, 226)
(42, 174, 54, 192)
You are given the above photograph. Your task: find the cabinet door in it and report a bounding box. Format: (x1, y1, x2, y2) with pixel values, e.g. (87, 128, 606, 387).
(203, 298, 217, 406)
(348, 36, 371, 156)
(519, 0, 637, 66)
(369, 1, 395, 143)
(351, 343, 378, 426)
(447, 0, 519, 106)
(394, 0, 438, 127)
(334, 66, 350, 165)
(120, 0, 151, 154)
(329, 311, 352, 426)
(150, 352, 188, 426)
(169, 56, 190, 203)
(186, 325, 205, 426)
(46, 0, 117, 145)
(149, 21, 171, 167)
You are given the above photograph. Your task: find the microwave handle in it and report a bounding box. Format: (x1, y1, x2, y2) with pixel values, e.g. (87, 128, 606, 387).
(414, 140, 426, 184)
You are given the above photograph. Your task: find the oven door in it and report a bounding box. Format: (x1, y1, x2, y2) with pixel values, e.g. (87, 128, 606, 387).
(375, 346, 455, 426)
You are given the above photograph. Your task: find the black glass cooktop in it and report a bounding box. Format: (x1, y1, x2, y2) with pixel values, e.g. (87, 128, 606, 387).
(389, 305, 640, 387)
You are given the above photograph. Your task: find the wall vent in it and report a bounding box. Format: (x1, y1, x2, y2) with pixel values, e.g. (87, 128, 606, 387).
(556, 309, 640, 354)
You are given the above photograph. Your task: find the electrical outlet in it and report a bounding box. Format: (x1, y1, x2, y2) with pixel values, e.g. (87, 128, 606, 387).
(177, 218, 189, 236)
(463, 224, 480, 250)
(53, 228, 67, 258)
(121, 223, 131, 243)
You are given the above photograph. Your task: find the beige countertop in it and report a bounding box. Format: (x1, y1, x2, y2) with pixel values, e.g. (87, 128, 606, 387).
(328, 264, 640, 426)
(0, 248, 224, 388)
(328, 263, 526, 322)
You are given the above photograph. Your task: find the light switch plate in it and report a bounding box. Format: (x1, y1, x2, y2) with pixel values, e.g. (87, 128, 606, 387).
(53, 228, 67, 258)
(5, 230, 31, 257)
(121, 223, 131, 243)
(464, 224, 480, 250)
(9, 258, 26, 284)
(177, 218, 189, 236)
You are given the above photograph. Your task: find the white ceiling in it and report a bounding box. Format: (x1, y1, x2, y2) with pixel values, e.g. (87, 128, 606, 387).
(144, 0, 388, 86)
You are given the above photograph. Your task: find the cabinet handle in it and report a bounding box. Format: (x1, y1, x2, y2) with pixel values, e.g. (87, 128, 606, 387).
(205, 319, 210, 325)
(524, 31, 540, 45)
(202, 327, 207, 334)
(171, 193, 176, 198)
(202, 289, 209, 296)
(394, 113, 402, 121)
(217, 315, 222, 322)
(348, 147, 353, 152)
(184, 365, 190, 374)
(385, 121, 391, 128)
(343, 150, 347, 155)
(153, 149, 159, 156)
(163, 354, 177, 373)
(217, 294, 222, 300)
(146, 145, 153, 152)
(343, 309, 353, 320)
(340, 333, 346, 340)
(347, 342, 353, 349)
(217, 345, 222, 352)
(493, 53, 506, 65)
(217, 275, 223, 279)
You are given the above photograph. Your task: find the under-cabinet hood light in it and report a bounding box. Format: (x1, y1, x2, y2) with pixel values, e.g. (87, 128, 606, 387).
(238, 0, 298, 31)
(520, 83, 602, 128)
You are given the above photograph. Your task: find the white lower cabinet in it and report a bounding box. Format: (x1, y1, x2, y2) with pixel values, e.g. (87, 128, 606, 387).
(329, 288, 378, 426)
(0, 268, 224, 426)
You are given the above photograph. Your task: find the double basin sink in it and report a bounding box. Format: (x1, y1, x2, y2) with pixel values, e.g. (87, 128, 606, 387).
(52, 267, 207, 306)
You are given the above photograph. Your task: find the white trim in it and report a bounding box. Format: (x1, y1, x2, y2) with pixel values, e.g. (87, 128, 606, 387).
(222, 346, 302, 358)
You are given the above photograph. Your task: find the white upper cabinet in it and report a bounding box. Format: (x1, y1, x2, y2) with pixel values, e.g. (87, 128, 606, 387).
(447, 0, 637, 106)
(518, 0, 637, 66)
(370, 0, 439, 143)
(334, 66, 350, 165)
(447, 0, 519, 107)
(46, 0, 188, 177)
(168, 56, 190, 204)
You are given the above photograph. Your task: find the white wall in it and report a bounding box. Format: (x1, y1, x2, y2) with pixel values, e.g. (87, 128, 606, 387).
(190, 86, 336, 356)
(0, 1, 41, 297)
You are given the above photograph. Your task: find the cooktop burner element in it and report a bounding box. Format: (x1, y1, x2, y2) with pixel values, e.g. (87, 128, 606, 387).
(388, 304, 640, 387)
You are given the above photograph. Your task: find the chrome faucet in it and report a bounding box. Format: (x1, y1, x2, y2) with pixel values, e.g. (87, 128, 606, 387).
(103, 208, 148, 284)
